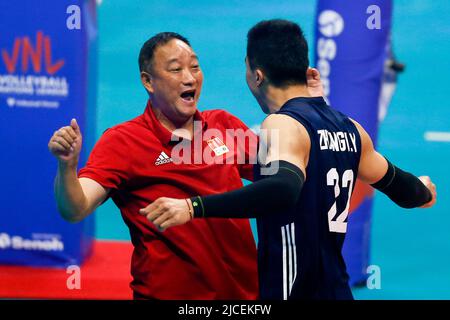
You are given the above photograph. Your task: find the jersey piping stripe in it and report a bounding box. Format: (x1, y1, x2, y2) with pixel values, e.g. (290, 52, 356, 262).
(290, 222, 297, 294)
(287, 224, 293, 297)
(282, 222, 298, 299)
(281, 226, 288, 300)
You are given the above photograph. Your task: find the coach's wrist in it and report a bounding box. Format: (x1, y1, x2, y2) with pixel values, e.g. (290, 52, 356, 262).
(58, 159, 78, 172)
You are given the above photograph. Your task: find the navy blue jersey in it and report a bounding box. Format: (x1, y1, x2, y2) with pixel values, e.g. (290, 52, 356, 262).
(255, 97, 361, 300)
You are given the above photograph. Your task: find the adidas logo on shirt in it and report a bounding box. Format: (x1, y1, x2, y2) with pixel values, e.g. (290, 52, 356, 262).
(155, 151, 173, 166)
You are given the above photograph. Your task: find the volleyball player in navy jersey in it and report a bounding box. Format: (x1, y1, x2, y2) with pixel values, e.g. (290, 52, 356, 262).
(143, 20, 436, 300)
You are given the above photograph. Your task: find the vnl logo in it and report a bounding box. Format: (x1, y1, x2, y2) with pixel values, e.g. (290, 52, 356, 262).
(0, 31, 68, 101)
(1, 31, 65, 75)
(316, 10, 345, 98)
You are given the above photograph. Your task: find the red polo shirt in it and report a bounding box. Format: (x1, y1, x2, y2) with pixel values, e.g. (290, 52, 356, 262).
(78, 101, 258, 299)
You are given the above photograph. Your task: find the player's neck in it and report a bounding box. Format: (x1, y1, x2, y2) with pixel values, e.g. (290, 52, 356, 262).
(264, 85, 311, 113)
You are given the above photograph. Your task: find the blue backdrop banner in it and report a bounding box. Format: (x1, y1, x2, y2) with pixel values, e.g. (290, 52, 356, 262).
(0, 0, 97, 267)
(314, 0, 392, 285)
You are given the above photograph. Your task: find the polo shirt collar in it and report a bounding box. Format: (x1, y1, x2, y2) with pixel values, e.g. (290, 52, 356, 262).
(143, 99, 208, 145)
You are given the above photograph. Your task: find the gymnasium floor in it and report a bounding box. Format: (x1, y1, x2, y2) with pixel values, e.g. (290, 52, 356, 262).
(93, 0, 450, 299)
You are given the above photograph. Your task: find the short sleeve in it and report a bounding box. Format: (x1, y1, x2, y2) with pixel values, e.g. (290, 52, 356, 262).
(225, 113, 258, 182)
(78, 128, 130, 190)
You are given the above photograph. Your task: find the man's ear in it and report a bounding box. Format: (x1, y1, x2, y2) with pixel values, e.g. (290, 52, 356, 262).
(140, 71, 154, 94)
(255, 69, 265, 87)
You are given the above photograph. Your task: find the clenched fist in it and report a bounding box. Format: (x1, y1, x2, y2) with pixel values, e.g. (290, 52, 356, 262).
(139, 197, 192, 232)
(48, 118, 82, 166)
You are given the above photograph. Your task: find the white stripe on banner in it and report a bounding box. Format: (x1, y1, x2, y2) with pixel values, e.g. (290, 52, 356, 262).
(281, 226, 287, 300)
(424, 131, 450, 142)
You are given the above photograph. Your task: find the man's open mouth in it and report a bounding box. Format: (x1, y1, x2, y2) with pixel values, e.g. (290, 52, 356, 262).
(180, 89, 196, 102)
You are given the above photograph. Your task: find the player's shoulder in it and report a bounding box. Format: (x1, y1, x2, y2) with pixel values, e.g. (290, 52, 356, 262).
(347, 117, 372, 148)
(262, 113, 306, 131)
(262, 114, 311, 145)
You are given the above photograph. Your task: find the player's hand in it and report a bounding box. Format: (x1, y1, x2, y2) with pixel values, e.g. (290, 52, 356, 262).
(419, 176, 437, 208)
(139, 197, 192, 232)
(48, 118, 82, 167)
(306, 67, 324, 97)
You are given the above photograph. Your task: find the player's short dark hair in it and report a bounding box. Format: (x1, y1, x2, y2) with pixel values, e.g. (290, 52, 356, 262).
(247, 19, 309, 87)
(138, 32, 190, 73)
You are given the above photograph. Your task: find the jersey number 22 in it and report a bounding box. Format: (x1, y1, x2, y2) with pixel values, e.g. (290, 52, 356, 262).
(326, 168, 354, 233)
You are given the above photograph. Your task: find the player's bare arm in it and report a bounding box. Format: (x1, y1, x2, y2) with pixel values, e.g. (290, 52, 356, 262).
(351, 119, 436, 209)
(140, 114, 311, 231)
(49, 119, 110, 222)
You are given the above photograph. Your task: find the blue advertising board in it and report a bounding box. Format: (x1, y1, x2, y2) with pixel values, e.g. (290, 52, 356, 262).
(314, 0, 392, 285)
(0, 0, 97, 267)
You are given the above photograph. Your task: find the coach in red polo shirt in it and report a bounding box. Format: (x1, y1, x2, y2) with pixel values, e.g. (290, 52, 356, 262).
(48, 32, 259, 299)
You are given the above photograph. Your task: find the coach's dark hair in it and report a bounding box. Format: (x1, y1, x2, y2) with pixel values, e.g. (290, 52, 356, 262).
(247, 19, 309, 87)
(138, 32, 190, 73)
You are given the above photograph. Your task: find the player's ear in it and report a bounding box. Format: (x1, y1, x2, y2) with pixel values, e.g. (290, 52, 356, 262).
(140, 71, 154, 94)
(255, 69, 265, 87)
